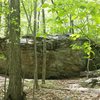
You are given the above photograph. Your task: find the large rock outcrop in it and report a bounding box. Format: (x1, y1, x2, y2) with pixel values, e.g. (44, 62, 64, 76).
(0, 35, 87, 78)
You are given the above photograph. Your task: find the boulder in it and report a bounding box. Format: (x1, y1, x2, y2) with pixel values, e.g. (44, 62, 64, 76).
(0, 35, 86, 78)
(81, 77, 100, 88)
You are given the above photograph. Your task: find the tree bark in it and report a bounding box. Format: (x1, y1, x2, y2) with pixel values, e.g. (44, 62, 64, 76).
(5, 0, 24, 100)
(41, 0, 46, 84)
(86, 16, 90, 79)
(69, 14, 74, 34)
(0, 1, 2, 28)
(33, 0, 38, 90)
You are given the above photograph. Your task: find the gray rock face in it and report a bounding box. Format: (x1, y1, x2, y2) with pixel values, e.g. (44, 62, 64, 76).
(81, 77, 100, 88)
(0, 36, 88, 78)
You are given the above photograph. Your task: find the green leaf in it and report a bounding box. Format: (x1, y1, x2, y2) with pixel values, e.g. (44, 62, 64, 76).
(0, 53, 6, 60)
(42, 3, 50, 8)
(70, 33, 81, 40)
(95, 16, 100, 24)
(37, 7, 41, 12)
(71, 44, 81, 50)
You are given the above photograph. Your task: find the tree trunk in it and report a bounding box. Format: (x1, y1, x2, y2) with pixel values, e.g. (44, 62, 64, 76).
(5, 0, 24, 100)
(33, 0, 38, 90)
(41, 0, 46, 84)
(86, 16, 90, 79)
(69, 14, 74, 34)
(0, 1, 2, 28)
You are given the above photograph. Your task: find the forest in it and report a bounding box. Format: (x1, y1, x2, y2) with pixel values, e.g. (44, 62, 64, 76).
(0, 0, 100, 100)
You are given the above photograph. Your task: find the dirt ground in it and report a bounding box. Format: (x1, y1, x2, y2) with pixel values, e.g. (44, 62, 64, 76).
(0, 76, 100, 100)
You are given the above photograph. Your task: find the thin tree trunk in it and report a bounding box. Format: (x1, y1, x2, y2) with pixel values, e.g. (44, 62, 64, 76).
(0, 1, 2, 29)
(32, 0, 38, 99)
(26, 1, 33, 36)
(33, 0, 38, 90)
(37, 11, 40, 31)
(41, 0, 46, 84)
(86, 15, 90, 78)
(3, 1, 10, 98)
(86, 58, 90, 78)
(0, 0, 3, 34)
(21, 0, 33, 33)
(0, 0, 7, 98)
(69, 14, 74, 34)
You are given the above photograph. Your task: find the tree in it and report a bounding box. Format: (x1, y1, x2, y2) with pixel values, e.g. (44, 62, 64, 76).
(41, 0, 47, 84)
(0, 0, 3, 35)
(0, 1, 2, 29)
(4, 0, 24, 100)
(69, 14, 74, 34)
(33, 0, 38, 90)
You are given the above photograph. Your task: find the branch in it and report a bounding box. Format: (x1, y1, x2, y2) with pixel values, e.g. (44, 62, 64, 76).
(21, 0, 33, 33)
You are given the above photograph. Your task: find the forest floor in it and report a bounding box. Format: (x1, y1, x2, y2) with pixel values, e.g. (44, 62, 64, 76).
(0, 76, 100, 100)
